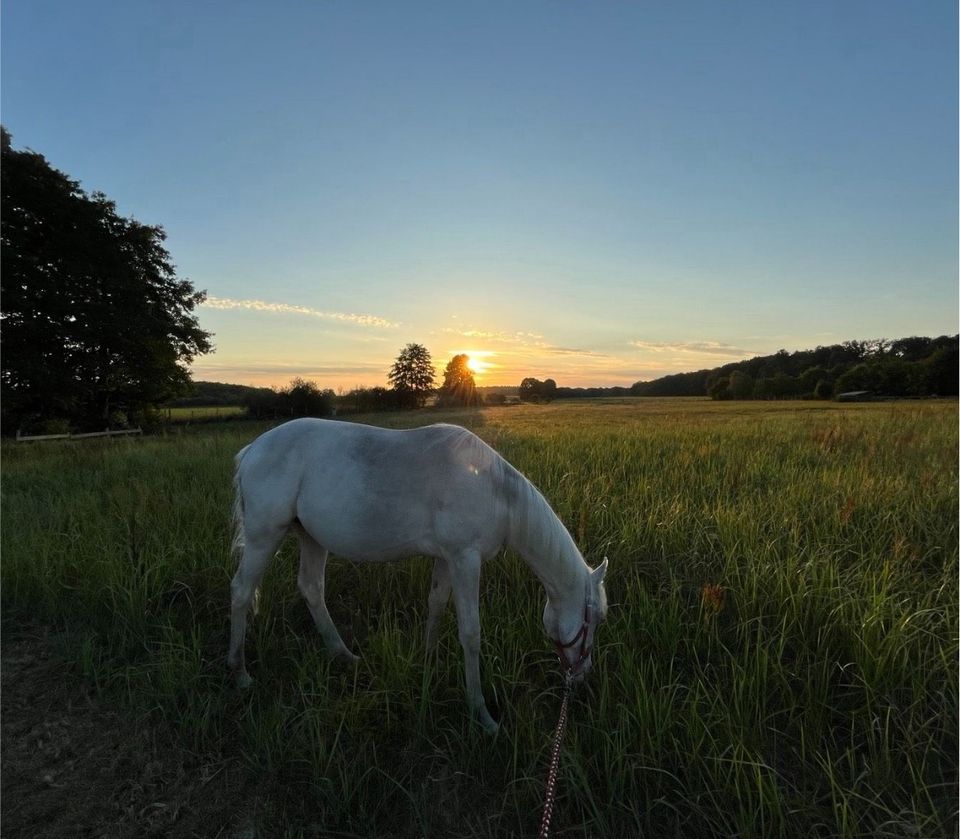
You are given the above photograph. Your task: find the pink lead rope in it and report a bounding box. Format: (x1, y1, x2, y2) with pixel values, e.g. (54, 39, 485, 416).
(537, 674, 573, 839)
(539, 603, 592, 839)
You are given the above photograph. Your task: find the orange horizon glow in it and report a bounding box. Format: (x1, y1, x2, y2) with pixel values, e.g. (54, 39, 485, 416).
(186, 325, 766, 392)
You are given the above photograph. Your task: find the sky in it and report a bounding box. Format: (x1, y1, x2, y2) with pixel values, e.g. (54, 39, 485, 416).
(3, 1, 957, 389)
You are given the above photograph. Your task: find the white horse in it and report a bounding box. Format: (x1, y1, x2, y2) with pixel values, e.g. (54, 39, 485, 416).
(228, 418, 608, 732)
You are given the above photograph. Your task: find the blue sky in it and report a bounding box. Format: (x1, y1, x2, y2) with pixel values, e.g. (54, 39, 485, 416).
(3, 1, 956, 387)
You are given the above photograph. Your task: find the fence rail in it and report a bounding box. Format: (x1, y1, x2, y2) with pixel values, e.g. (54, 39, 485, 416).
(16, 427, 143, 442)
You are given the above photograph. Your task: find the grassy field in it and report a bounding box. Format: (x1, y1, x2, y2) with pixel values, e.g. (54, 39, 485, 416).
(2, 398, 957, 837)
(163, 405, 248, 422)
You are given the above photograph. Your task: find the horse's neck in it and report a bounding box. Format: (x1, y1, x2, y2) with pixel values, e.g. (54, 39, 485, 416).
(506, 479, 588, 604)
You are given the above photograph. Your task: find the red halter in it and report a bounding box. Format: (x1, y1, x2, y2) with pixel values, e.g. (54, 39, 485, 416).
(553, 601, 593, 673)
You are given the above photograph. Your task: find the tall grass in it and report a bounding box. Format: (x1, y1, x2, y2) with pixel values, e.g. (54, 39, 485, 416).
(3, 400, 956, 837)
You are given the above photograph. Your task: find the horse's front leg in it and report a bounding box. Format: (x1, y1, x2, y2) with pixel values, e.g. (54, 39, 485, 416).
(447, 549, 498, 733)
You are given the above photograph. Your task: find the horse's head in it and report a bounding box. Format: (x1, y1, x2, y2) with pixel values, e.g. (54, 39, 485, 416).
(544, 557, 609, 681)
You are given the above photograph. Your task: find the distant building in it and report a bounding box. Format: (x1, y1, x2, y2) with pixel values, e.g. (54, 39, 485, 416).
(836, 391, 873, 402)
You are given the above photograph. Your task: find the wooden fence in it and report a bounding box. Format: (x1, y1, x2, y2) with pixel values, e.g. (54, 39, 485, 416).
(15, 427, 143, 442)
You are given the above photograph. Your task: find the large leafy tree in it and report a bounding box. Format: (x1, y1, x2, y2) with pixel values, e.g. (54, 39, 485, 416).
(438, 353, 479, 406)
(1, 128, 212, 431)
(388, 343, 435, 409)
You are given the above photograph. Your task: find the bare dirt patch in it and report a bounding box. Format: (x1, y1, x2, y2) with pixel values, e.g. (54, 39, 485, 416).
(1, 625, 255, 838)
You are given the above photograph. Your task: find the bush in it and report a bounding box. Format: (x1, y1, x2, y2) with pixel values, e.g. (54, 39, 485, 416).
(242, 378, 336, 419)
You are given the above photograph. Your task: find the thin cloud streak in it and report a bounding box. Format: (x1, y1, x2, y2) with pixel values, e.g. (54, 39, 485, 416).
(629, 340, 753, 357)
(440, 327, 607, 358)
(542, 346, 610, 357)
(439, 327, 544, 344)
(202, 296, 399, 328)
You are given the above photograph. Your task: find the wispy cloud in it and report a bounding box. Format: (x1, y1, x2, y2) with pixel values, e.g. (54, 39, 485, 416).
(629, 340, 752, 357)
(439, 327, 607, 358)
(439, 327, 544, 344)
(202, 296, 399, 328)
(542, 346, 610, 357)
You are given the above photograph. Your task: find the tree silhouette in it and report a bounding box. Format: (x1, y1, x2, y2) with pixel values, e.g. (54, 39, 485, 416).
(438, 354, 479, 406)
(243, 377, 335, 419)
(388, 343, 435, 408)
(519, 377, 557, 403)
(1, 127, 212, 431)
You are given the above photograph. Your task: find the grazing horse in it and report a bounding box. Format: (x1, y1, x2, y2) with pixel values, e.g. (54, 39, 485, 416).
(227, 418, 609, 732)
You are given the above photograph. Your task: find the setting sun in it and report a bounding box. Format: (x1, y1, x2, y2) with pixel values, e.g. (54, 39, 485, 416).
(460, 352, 492, 376)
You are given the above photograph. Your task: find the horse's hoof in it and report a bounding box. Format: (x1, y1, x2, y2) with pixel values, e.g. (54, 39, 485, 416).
(339, 650, 360, 664)
(236, 671, 253, 689)
(477, 711, 499, 734)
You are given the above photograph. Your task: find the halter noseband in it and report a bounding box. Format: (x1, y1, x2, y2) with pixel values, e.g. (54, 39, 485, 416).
(553, 600, 593, 674)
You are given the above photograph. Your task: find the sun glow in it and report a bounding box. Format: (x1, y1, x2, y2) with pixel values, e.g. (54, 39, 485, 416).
(453, 350, 494, 376)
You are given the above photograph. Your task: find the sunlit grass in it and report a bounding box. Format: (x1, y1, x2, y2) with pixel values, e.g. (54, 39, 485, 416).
(2, 399, 956, 836)
(163, 405, 247, 421)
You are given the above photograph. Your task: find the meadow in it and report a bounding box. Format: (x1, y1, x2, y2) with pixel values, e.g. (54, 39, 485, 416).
(2, 398, 957, 838)
(163, 405, 249, 422)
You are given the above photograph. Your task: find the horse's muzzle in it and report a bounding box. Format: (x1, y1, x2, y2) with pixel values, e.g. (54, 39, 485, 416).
(565, 651, 592, 682)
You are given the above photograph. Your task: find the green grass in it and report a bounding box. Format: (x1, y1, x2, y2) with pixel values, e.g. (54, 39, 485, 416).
(3, 399, 957, 837)
(163, 405, 247, 421)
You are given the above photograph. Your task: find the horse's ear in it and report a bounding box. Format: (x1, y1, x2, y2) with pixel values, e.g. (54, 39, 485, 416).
(591, 557, 608, 586)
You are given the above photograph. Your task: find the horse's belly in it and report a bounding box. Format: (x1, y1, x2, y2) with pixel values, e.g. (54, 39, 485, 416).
(297, 496, 437, 562)
(319, 528, 434, 563)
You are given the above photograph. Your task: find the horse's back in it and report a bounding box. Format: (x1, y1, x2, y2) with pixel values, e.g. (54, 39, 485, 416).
(237, 419, 510, 561)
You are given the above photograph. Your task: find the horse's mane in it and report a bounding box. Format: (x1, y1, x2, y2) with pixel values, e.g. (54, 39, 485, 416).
(461, 442, 587, 594)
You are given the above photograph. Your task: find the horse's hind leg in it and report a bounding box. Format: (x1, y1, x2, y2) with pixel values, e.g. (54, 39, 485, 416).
(424, 557, 451, 652)
(228, 528, 284, 687)
(297, 530, 358, 663)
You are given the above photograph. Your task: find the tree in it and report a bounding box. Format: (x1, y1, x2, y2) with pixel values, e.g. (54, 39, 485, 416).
(438, 354, 479, 406)
(708, 376, 731, 400)
(754, 373, 798, 400)
(284, 377, 336, 417)
(519, 377, 559, 402)
(925, 344, 959, 396)
(388, 343, 435, 408)
(242, 378, 336, 419)
(834, 363, 875, 395)
(797, 366, 827, 396)
(1, 127, 212, 431)
(519, 377, 542, 402)
(728, 370, 754, 400)
(814, 379, 834, 400)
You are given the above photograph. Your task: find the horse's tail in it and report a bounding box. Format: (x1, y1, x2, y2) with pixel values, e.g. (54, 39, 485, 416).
(231, 444, 260, 615)
(231, 444, 250, 558)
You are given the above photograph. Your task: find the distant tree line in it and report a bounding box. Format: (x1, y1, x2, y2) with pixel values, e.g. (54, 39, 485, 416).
(553, 385, 634, 399)
(631, 337, 958, 401)
(167, 381, 272, 408)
